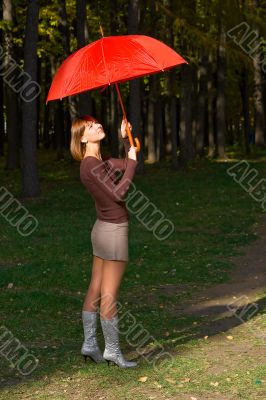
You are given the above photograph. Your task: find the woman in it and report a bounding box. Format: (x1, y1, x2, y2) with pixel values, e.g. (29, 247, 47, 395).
(70, 115, 138, 368)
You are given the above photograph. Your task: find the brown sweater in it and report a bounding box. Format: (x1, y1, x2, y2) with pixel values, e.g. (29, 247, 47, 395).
(80, 136, 138, 223)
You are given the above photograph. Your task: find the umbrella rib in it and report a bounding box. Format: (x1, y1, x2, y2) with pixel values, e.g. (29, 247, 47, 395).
(131, 37, 165, 71)
(100, 38, 110, 85)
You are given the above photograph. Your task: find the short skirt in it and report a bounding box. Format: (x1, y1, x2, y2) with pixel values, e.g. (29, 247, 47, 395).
(91, 218, 129, 262)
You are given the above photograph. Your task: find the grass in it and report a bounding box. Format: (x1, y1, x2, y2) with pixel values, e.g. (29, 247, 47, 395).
(0, 147, 265, 399)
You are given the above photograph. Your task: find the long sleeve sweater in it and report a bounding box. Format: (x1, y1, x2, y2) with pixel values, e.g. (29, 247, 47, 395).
(80, 136, 138, 223)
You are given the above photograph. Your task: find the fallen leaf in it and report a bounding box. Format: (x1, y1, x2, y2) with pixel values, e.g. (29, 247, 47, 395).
(138, 376, 148, 382)
(165, 377, 175, 384)
(180, 377, 190, 383)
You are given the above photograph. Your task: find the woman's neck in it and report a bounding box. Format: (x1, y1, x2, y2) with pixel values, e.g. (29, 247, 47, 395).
(84, 151, 102, 160)
(84, 144, 102, 160)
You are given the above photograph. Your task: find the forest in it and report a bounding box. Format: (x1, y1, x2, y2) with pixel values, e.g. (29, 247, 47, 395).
(1, 2, 266, 398)
(1, 0, 266, 196)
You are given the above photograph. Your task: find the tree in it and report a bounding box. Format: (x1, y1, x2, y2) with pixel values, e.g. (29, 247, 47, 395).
(196, 50, 208, 158)
(3, 0, 20, 169)
(0, 20, 4, 157)
(253, 0, 265, 146)
(216, 0, 227, 159)
(76, 0, 92, 116)
(109, 0, 119, 158)
(21, 0, 40, 198)
(128, 0, 143, 173)
(178, 63, 194, 167)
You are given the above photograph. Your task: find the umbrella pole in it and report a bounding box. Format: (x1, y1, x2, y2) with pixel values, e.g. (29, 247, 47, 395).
(115, 83, 140, 152)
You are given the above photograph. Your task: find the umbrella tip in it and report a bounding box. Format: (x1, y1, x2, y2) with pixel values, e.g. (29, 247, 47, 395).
(99, 24, 104, 38)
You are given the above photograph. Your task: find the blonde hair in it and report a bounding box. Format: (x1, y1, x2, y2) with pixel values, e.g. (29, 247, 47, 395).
(70, 115, 97, 161)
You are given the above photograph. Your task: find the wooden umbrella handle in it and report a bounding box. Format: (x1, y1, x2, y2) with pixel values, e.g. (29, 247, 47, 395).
(115, 83, 141, 152)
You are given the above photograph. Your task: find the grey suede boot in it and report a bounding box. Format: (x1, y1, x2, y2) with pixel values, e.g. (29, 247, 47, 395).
(100, 314, 138, 368)
(81, 310, 106, 363)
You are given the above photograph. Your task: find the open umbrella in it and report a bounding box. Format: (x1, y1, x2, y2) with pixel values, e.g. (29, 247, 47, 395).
(46, 32, 188, 151)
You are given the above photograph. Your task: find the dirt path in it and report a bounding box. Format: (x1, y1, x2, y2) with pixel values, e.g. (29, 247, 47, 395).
(175, 214, 266, 332)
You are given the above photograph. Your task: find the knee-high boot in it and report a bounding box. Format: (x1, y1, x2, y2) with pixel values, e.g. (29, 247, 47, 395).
(81, 310, 106, 363)
(100, 314, 138, 368)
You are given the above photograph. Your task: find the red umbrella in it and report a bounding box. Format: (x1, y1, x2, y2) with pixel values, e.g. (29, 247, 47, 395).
(46, 33, 187, 151)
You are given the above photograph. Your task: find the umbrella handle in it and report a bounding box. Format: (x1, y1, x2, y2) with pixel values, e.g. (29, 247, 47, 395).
(125, 122, 141, 152)
(115, 83, 141, 153)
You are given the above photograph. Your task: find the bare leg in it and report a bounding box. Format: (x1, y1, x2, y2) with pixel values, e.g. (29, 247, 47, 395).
(99, 259, 138, 367)
(100, 259, 127, 319)
(83, 255, 104, 311)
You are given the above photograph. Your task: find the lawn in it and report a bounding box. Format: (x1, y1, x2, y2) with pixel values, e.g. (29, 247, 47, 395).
(0, 148, 265, 399)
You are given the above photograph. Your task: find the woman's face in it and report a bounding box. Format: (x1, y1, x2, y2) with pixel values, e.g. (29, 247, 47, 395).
(82, 119, 106, 143)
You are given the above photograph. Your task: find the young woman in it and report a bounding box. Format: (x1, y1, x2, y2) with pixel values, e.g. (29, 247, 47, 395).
(70, 115, 138, 368)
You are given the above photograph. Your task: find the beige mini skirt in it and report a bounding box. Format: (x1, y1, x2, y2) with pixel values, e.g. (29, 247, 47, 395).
(91, 218, 129, 262)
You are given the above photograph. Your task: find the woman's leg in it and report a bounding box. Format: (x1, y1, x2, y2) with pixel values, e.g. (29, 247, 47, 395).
(100, 259, 127, 319)
(81, 255, 105, 362)
(82, 255, 104, 311)
(99, 259, 138, 367)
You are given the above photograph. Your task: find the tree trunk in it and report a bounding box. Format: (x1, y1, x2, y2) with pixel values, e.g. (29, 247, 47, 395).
(207, 53, 215, 157)
(164, 91, 172, 158)
(109, 0, 119, 158)
(128, 0, 143, 173)
(0, 28, 4, 157)
(191, 63, 197, 153)
(43, 58, 51, 149)
(196, 51, 208, 158)
(170, 86, 178, 169)
(0, 7, 4, 157)
(178, 64, 194, 168)
(76, 0, 92, 116)
(147, 76, 156, 163)
(253, 42, 265, 146)
(59, 0, 77, 121)
(54, 101, 65, 160)
(109, 87, 119, 157)
(166, 69, 178, 169)
(36, 56, 41, 149)
(155, 93, 164, 161)
(163, 0, 178, 166)
(21, 0, 40, 197)
(3, 0, 20, 169)
(216, 18, 227, 159)
(239, 64, 251, 155)
(0, 76, 4, 157)
(50, 55, 64, 158)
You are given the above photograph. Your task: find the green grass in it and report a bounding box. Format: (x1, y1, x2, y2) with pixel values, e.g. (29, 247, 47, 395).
(0, 148, 265, 399)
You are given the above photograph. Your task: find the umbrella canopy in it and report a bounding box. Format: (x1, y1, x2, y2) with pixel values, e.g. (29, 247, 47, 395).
(46, 35, 187, 102)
